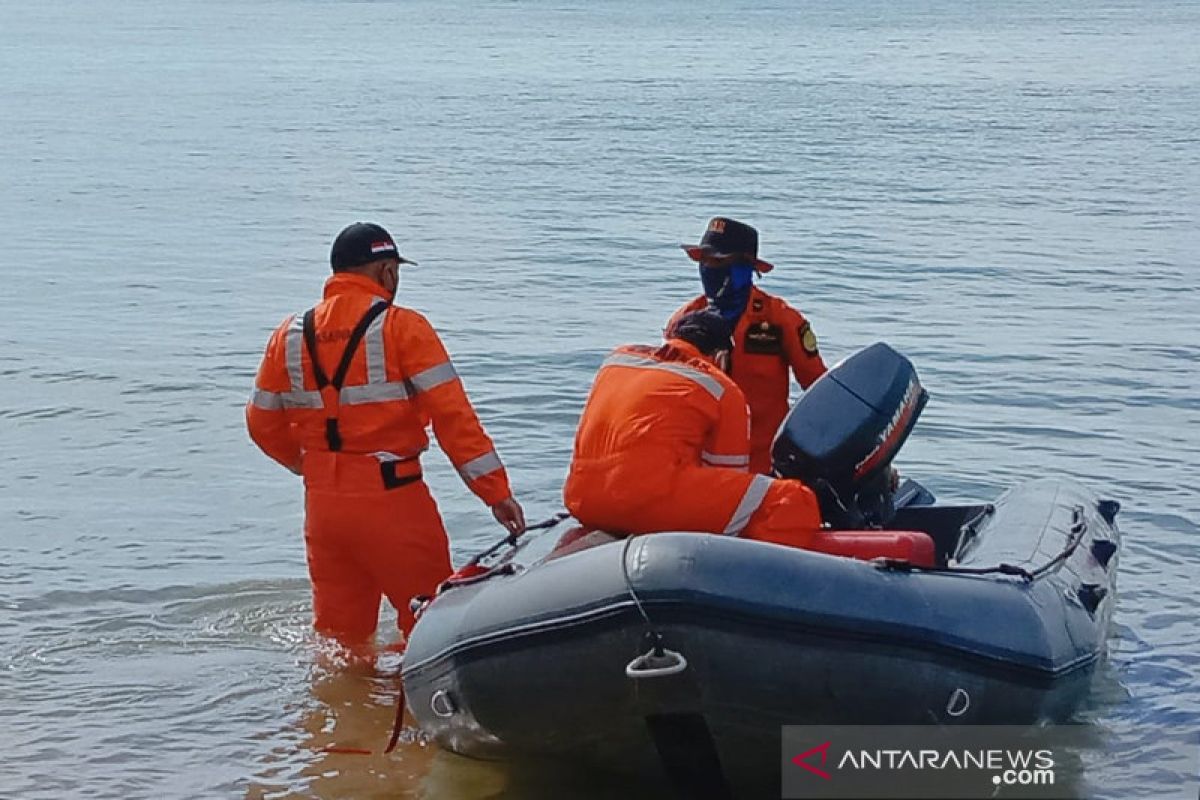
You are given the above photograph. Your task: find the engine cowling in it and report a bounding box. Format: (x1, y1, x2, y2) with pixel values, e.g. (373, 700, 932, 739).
(771, 342, 927, 527)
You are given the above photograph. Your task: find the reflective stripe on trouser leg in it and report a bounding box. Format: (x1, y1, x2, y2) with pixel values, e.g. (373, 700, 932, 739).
(723, 474, 774, 535)
(739, 480, 824, 547)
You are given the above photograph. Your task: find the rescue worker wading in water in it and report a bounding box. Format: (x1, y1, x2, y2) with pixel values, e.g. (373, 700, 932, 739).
(667, 217, 828, 475)
(563, 311, 823, 546)
(246, 222, 526, 651)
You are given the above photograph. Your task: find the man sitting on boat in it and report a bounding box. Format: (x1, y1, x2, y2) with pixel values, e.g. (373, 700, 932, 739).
(563, 310, 824, 545)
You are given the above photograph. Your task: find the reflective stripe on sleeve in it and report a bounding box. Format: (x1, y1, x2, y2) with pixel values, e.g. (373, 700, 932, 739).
(250, 388, 284, 410)
(723, 474, 774, 536)
(457, 450, 504, 482)
(702, 451, 751, 469)
(409, 361, 458, 393)
(602, 352, 725, 400)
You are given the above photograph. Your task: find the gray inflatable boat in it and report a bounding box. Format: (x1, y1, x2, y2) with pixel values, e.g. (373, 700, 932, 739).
(401, 345, 1121, 795)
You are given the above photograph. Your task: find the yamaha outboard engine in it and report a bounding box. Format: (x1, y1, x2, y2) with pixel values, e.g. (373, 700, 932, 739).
(771, 342, 927, 528)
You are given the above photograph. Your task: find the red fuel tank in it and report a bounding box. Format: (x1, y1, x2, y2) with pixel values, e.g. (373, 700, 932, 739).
(805, 530, 936, 567)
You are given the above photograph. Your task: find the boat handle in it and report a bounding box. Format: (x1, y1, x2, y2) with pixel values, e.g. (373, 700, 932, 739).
(430, 689, 457, 718)
(625, 648, 688, 679)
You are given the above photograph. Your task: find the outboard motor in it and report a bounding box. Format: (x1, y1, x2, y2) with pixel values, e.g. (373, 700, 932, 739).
(772, 342, 927, 528)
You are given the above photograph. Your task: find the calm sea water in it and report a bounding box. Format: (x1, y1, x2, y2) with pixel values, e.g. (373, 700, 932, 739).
(2, 0, 1197, 797)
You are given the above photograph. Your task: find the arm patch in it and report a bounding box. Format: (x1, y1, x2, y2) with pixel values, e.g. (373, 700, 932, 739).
(799, 322, 819, 355)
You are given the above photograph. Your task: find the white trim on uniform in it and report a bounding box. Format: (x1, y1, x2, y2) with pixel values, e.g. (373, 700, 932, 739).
(249, 388, 284, 410)
(602, 352, 725, 400)
(723, 474, 774, 535)
(363, 298, 389, 384)
(457, 450, 504, 482)
(280, 389, 323, 409)
(370, 449, 425, 463)
(701, 451, 751, 469)
(409, 361, 458, 393)
(274, 305, 458, 412)
(341, 382, 411, 405)
(284, 313, 306, 391)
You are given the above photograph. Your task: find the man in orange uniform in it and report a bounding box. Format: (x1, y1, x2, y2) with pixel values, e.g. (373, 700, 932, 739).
(563, 311, 822, 545)
(668, 218, 828, 474)
(246, 222, 525, 649)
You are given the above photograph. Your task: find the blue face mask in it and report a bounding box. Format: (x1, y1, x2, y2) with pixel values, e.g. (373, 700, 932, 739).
(700, 263, 755, 323)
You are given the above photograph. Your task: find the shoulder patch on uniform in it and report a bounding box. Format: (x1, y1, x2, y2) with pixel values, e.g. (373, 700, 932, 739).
(799, 322, 819, 355)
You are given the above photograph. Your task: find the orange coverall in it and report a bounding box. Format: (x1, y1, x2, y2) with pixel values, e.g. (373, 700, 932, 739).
(246, 272, 513, 643)
(668, 286, 827, 474)
(563, 339, 822, 545)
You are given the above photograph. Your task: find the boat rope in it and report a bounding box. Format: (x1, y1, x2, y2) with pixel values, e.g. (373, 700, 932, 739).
(874, 504, 1089, 583)
(621, 534, 667, 658)
(321, 666, 407, 757)
(423, 511, 572, 601)
(460, 511, 572, 570)
(382, 678, 407, 755)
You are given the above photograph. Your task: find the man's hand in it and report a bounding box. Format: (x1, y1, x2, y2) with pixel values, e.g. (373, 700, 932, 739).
(491, 497, 526, 537)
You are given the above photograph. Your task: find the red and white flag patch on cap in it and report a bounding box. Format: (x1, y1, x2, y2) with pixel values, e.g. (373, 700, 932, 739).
(370, 241, 396, 254)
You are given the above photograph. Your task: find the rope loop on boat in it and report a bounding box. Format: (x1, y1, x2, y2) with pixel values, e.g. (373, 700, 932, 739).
(626, 646, 689, 679)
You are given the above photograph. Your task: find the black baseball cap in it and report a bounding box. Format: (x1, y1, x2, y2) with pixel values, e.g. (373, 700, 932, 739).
(667, 310, 734, 355)
(681, 217, 774, 273)
(330, 222, 417, 271)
